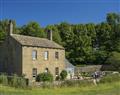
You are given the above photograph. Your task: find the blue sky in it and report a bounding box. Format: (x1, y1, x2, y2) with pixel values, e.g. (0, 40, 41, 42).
(0, 0, 120, 27)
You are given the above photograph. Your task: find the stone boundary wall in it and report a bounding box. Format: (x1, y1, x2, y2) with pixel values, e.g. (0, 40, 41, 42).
(74, 65, 102, 74)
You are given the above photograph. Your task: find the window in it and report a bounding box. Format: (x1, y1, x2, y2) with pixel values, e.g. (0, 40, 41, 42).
(55, 67, 59, 76)
(32, 50, 37, 60)
(45, 68, 49, 73)
(55, 52, 59, 59)
(44, 51, 48, 60)
(32, 68, 37, 77)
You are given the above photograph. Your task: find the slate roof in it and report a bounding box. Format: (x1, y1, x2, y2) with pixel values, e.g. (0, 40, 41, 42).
(11, 34, 64, 49)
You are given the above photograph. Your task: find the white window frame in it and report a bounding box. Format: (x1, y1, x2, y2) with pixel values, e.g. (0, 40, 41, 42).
(44, 51, 49, 60)
(32, 50, 37, 60)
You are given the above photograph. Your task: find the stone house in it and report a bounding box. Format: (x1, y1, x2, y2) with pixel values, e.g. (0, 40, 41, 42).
(0, 21, 65, 81)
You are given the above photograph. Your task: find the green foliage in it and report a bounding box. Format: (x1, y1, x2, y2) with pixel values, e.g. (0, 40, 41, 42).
(9, 74, 27, 88)
(0, 74, 27, 88)
(105, 52, 120, 71)
(10, 74, 18, 87)
(96, 23, 112, 51)
(107, 13, 120, 25)
(106, 13, 120, 52)
(0, 82, 120, 95)
(45, 25, 62, 44)
(40, 82, 54, 88)
(20, 22, 46, 38)
(0, 13, 120, 66)
(94, 50, 110, 64)
(0, 20, 9, 42)
(0, 19, 19, 42)
(60, 70, 67, 80)
(0, 31, 6, 42)
(100, 73, 120, 83)
(61, 80, 93, 87)
(0, 74, 8, 85)
(81, 72, 91, 77)
(36, 72, 53, 82)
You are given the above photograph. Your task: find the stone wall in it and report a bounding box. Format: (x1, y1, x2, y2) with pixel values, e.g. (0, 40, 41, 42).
(75, 65, 102, 74)
(0, 35, 65, 81)
(0, 36, 22, 75)
(22, 46, 65, 80)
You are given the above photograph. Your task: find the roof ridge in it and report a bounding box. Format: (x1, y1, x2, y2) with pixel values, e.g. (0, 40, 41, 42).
(11, 34, 64, 49)
(11, 34, 47, 40)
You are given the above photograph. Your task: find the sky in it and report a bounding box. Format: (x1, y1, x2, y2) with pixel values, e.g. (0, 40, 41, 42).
(0, 0, 120, 27)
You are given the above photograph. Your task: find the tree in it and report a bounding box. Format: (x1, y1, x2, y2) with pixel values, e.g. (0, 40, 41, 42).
(85, 23, 96, 48)
(107, 13, 120, 25)
(94, 23, 112, 64)
(106, 13, 120, 52)
(20, 22, 46, 38)
(71, 31, 92, 64)
(45, 25, 62, 44)
(1, 13, 119, 66)
(58, 22, 74, 47)
(0, 20, 9, 42)
(105, 52, 120, 71)
(0, 19, 18, 42)
(57, 22, 74, 59)
(95, 23, 112, 51)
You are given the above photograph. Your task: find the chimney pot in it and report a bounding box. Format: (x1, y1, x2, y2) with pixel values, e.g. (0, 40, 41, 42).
(47, 30, 52, 41)
(8, 20, 13, 35)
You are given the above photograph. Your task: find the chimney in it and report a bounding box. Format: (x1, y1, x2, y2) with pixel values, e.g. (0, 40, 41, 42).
(8, 20, 13, 35)
(47, 30, 52, 41)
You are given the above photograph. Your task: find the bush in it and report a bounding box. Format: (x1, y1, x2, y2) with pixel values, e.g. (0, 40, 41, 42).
(0, 74, 27, 88)
(10, 74, 18, 87)
(36, 72, 53, 82)
(81, 72, 91, 77)
(41, 82, 54, 88)
(60, 70, 67, 80)
(104, 52, 120, 72)
(10, 74, 27, 88)
(61, 80, 93, 87)
(0, 74, 8, 85)
(17, 77, 27, 88)
(100, 73, 120, 83)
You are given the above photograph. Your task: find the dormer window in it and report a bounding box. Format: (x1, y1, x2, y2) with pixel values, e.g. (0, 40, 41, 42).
(32, 50, 37, 60)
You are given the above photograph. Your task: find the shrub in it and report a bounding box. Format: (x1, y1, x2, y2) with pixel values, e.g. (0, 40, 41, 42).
(0, 74, 8, 85)
(61, 80, 93, 87)
(81, 72, 91, 77)
(60, 70, 67, 80)
(100, 73, 120, 83)
(41, 82, 54, 88)
(10, 74, 27, 88)
(10, 74, 18, 87)
(36, 72, 53, 82)
(17, 77, 27, 88)
(104, 52, 120, 72)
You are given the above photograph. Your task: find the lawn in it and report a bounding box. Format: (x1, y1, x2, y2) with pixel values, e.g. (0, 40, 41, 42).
(0, 82, 120, 95)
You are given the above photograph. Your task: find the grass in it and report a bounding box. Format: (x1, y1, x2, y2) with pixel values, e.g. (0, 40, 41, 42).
(0, 81, 120, 95)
